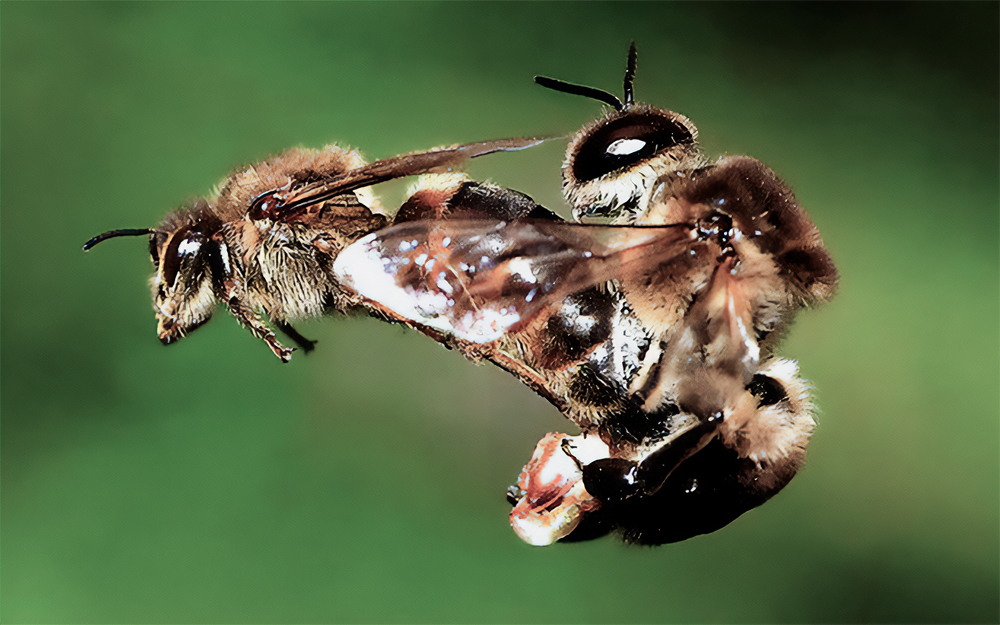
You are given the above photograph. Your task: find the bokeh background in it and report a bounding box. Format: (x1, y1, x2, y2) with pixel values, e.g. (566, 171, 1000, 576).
(3, 3, 997, 623)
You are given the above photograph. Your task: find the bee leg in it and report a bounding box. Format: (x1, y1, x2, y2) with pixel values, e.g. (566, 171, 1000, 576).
(225, 298, 294, 362)
(581, 412, 723, 504)
(276, 321, 318, 353)
(634, 412, 724, 496)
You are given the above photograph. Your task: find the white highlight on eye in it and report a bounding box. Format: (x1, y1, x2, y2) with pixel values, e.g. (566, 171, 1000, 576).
(218, 242, 231, 274)
(606, 138, 646, 156)
(178, 238, 201, 256)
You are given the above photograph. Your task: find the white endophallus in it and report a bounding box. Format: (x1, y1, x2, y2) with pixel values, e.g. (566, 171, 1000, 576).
(508, 433, 610, 546)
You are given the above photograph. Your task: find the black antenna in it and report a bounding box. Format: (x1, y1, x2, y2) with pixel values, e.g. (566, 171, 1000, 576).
(534, 76, 624, 111)
(623, 41, 638, 107)
(82, 228, 154, 251)
(534, 43, 640, 111)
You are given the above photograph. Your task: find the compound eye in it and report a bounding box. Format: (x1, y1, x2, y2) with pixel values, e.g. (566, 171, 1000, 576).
(161, 227, 204, 288)
(572, 111, 694, 182)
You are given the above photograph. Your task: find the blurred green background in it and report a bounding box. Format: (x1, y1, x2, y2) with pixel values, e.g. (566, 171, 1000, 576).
(3, 3, 997, 623)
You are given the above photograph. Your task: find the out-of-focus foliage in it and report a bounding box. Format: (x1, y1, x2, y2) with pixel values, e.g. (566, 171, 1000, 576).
(2, 3, 996, 623)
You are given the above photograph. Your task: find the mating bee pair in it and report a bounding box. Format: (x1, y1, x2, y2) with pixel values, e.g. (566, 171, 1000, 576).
(85, 45, 837, 546)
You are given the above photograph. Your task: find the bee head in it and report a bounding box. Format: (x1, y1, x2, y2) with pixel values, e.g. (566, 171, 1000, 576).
(536, 43, 701, 223)
(84, 203, 221, 346)
(148, 218, 218, 345)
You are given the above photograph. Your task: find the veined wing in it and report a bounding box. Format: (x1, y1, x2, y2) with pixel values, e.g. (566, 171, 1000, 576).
(333, 219, 696, 343)
(252, 138, 547, 225)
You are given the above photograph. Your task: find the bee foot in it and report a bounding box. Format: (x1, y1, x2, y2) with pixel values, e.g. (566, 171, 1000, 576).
(264, 335, 294, 362)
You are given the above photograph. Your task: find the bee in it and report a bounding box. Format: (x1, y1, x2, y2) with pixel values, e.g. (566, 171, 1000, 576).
(332, 44, 838, 545)
(83, 138, 542, 362)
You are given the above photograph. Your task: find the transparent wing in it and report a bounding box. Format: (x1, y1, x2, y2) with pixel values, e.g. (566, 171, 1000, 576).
(333, 218, 697, 343)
